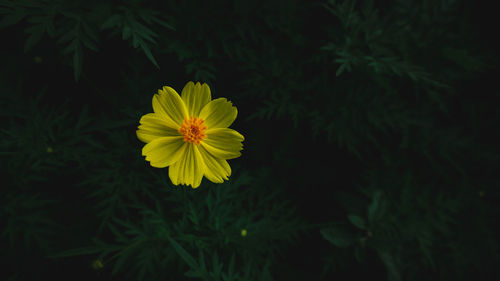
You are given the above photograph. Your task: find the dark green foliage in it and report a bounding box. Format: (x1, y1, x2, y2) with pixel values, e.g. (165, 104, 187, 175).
(1, 0, 499, 280)
(100, 5, 174, 69)
(49, 169, 300, 281)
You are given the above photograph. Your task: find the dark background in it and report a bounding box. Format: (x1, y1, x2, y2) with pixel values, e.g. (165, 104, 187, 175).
(1, 0, 499, 280)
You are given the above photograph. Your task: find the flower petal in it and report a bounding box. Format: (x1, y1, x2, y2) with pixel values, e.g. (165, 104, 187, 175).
(142, 136, 186, 168)
(136, 113, 180, 143)
(168, 144, 205, 188)
(153, 86, 188, 125)
(200, 128, 244, 160)
(181, 81, 212, 118)
(199, 98, 238, 129)
(198, 144, 231, 183)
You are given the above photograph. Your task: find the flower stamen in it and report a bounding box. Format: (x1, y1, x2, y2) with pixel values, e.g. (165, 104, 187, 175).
(179, 116, 207, 144)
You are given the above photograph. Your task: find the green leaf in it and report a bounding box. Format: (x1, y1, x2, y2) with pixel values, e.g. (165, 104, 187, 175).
(151, 16, 174, 30)
(129, 20, 157, 43)
(184, 270, 204, 278)
(184, 250, 210, 280)
(211, 251, 223, 281)
(320, 226, 356, 248)
(368, 190, 385, 224)
(111, 244, 135, 276)
(187, 202, 199, 226)
(24, 25, 44, 52)
(132, 35, 139, 48)
(46, 20, 55, 37)
(101, 14, 122, 29)
(122, 26, 131, 40)
(58, 30, 75, 45)
(336, 63, 348, 76)
(140, 42, 159, 69)
(348, 214, 366, 229)
(0, 8, 26, 27)
(378, 251, 401, 281)
(197, 249, 207, 272)
(166, 235, 198, 269)
(47, 246, 103, 258)
(222, 254, 236, 281)
(81, 21, 99, 42)
(81, 34, 99, 52)
(442, 47, 486, 72)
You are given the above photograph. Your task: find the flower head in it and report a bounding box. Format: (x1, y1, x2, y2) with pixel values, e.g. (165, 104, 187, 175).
(136, 81, 244, 188)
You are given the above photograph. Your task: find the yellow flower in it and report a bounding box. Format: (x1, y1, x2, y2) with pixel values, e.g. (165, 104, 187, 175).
(91, 259, 104, 270)
(136, 81, 244, 188)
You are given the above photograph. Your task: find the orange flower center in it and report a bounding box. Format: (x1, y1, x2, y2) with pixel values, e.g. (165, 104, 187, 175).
(178, 116, 207, 144)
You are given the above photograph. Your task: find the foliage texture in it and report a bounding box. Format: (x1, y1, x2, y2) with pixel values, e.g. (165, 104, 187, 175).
(1, 0, 498, 280)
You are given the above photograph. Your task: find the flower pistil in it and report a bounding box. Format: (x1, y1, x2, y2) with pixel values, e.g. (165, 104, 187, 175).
(179, 116, 207, 144)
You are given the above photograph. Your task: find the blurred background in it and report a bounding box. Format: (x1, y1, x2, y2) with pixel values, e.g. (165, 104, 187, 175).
(1, 0, 499, 280)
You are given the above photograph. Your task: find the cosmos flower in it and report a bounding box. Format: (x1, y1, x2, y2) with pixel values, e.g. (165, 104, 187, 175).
(136, 81, 244, 188)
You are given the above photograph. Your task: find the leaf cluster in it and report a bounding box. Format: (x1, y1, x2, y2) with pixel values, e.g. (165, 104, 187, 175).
(0, 0, 174, 81)
(51, 167, 302, 281)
